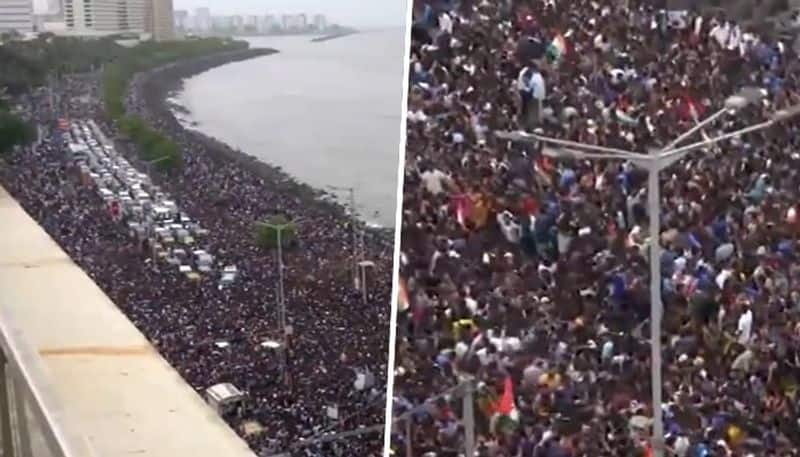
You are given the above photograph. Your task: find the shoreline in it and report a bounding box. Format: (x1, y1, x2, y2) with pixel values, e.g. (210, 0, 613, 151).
(132, 47, 392, 237)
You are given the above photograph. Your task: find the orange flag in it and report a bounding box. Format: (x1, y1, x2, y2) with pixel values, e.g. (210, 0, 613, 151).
(495, 376, 515, 415)
(397, 278, 409, 312)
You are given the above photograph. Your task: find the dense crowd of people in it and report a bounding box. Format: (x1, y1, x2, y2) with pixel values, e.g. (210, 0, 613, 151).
(394, 1, 800, 456)
(1, 63, 392, 456)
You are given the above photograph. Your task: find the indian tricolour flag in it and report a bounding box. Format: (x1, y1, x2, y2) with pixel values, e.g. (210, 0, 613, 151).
(546, 33, 568, 62)
(453, 194, 471, 230)
(489, 376, 519, 434)
(397, 278, 410, 312)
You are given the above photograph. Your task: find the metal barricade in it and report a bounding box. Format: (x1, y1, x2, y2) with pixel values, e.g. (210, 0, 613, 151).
(0, 307, 94, 457)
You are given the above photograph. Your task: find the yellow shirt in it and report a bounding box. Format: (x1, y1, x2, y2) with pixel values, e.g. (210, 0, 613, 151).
(452, 319, 476, 339)
(538, 372, 562, 389)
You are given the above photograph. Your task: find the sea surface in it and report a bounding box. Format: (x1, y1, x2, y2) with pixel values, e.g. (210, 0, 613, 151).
(173, 29, 406, 227)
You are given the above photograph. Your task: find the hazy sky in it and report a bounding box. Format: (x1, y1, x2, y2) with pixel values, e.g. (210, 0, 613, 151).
(172, 0, 409, 28)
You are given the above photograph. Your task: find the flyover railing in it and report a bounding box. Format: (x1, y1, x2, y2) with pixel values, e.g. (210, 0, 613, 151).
(0, 305, 94, 457)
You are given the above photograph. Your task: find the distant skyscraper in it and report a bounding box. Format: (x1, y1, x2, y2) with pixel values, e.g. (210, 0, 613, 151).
(312, 14, 326, 31)
(194, 7, 210, 32)
(211, 15, 232, 31)
(0, 0, 34, 33)
(244, 14, 256, 30)
(262, 14, 276, 32)
(147, 0, 173, 41)
(41, 0, 60, 15)
(173, 9, 187, 31)
(49, 0, 60, 12)
(297, 13, 306, 29)
(231, 14, 242, 30)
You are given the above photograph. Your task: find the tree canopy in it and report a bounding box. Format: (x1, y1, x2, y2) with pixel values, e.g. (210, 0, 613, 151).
(99, 38, 248, 172)
(254, 216, 298, 250)
(0, 110, 34, 156)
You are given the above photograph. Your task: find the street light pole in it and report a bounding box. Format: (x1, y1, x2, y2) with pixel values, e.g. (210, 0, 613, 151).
(327, 185, 360, 289)
(405, 417, 413, 457)
(463, 384, 475, 457)
(495, 92, 800, 457)
(357, 260, 376, 305)
(647, 166, 664, 454)
(350, 187, 360, 289)
(276, 227, 286, 378)
(258, 220, 300, 380)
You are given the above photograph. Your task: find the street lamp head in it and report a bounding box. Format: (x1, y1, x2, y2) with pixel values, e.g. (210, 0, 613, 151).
(541, 145, 584, 159)
(771, 104, 800, 123)
(724, 87, 765, 111)
(494, 130, 538, 143)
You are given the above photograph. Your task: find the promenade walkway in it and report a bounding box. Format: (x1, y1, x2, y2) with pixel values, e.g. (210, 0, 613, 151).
(0, 185, 256, 457)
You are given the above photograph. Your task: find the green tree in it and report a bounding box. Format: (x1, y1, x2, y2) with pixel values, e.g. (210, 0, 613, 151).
(254, 216, 297, 250)
(0, 111, 35, 155)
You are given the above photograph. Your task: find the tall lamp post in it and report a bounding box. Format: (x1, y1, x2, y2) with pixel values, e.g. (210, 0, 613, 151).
(327, 185, 361, 289)
(357, 260, 376, 304)
(257, 217, 304, 381)
(496, 90, 800, 457)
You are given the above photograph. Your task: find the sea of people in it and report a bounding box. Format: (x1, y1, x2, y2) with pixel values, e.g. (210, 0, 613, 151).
(0, 65, 393, 455)
(394, 1, 800, 456)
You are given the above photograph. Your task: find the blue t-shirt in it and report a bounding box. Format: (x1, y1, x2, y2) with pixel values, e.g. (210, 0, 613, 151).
(691, 443, 710, 457)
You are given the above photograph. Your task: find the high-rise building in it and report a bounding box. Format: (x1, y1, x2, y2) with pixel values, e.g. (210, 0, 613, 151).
(46, 0, 62, 14)
(280, 13, 309, 31)
(194, 7, 210, 33)
(147, 0, 173, 41)
(243, 14, 257, 30)
(230, 14, 242, 30)
(211, 15, 232, 31)
(63, 0, 147, 35)
(312, 14, 326, 31)
(280, 13, 291, 31)
(173, 8, 187, 31)
(260, 14, 276, 33)
(0, 0, 34, 34)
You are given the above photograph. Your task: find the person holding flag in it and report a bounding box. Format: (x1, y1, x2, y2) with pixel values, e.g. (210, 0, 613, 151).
(546, 31, 569, 64)
(488, 376, 519, 436)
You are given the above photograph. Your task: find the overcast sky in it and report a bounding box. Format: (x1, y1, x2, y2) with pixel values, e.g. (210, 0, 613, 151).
(172, 0, 408, 28)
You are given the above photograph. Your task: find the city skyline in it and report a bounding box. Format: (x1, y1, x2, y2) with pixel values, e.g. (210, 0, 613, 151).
(172, 0, 406, 28)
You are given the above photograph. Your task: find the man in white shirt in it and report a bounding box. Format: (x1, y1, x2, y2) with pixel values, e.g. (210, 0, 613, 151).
(737, 304, 753, 345)
(517, 64, 546, 130)
(419, 167, 449, 195)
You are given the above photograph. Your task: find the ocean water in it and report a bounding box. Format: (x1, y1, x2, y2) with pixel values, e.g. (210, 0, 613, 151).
(175, 29, 406, 227)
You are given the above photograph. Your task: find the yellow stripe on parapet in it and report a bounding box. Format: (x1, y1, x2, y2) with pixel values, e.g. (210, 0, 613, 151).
(39, 345, 153, 357)
(0, 258, 72, 269)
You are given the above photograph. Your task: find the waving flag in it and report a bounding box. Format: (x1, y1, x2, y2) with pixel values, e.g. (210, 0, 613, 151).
(677, 93, 706, 122)
(490, 376, 519, 434)
(547, 33, 568, 62)
(452, 193, 472, 230)
(398, 277, 410, 312)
